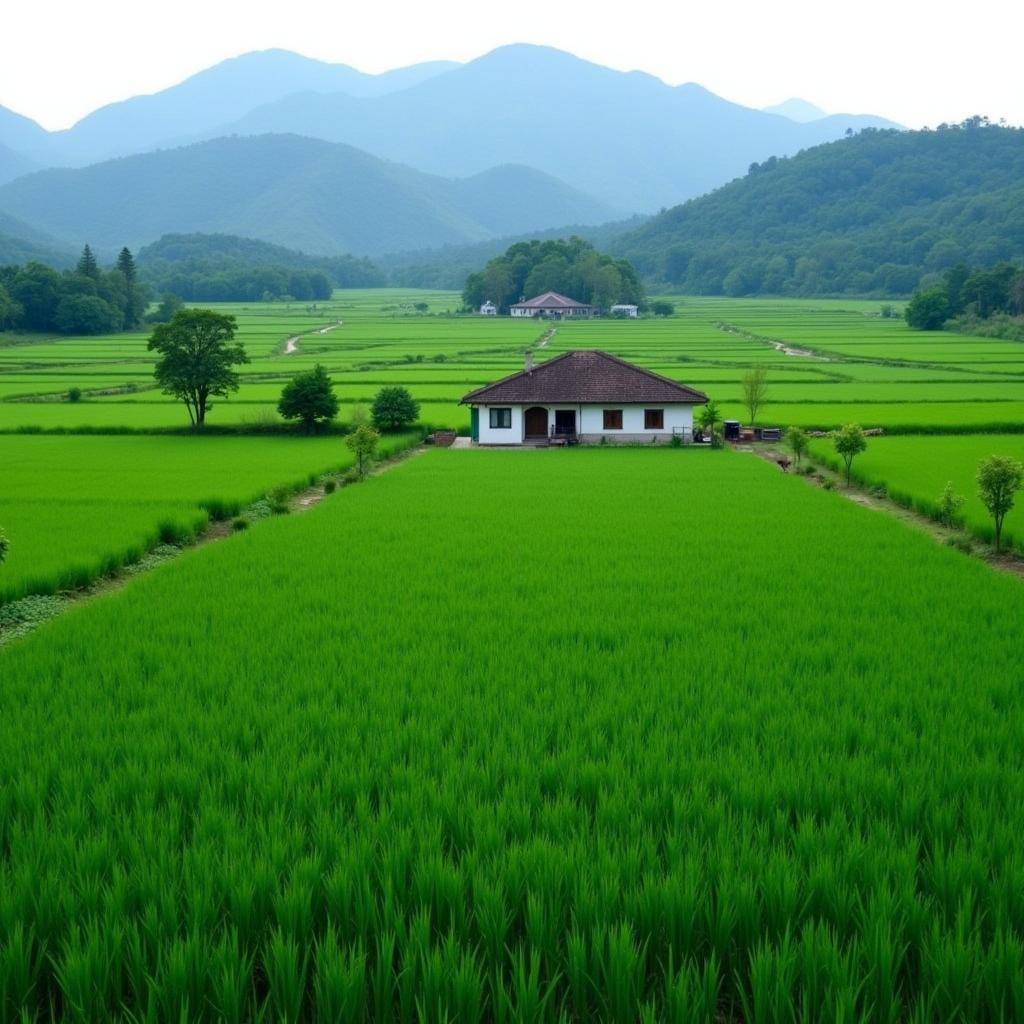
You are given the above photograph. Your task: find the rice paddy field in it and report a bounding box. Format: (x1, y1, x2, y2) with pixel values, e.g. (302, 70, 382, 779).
(3, 292, 1024, 1019)
(808, 433, 1024, 552)
(2, 449, 1024, 1021)
(0, 433, 417, 604)
(5, 290, 1024, 437)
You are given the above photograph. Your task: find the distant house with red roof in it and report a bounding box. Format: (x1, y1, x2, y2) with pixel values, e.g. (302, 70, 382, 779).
(509, 291, 594, 318)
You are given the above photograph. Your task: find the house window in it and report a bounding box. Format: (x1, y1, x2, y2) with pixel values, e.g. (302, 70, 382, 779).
(489, 407, 512, 429)
(603, 409, 623, 430)
(644, 409, 664, 429)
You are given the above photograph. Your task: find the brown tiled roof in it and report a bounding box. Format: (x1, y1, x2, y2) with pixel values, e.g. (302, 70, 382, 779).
(461, 351, 709, 405)
(511, 291, 592, 309)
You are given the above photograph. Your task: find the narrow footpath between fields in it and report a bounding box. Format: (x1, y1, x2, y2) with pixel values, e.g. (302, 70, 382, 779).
(739, 443, 1024, 581)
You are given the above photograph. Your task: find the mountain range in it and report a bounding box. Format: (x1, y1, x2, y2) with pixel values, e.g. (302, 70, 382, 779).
(0, 134, 616, 256)
(0, 45, 898, 212)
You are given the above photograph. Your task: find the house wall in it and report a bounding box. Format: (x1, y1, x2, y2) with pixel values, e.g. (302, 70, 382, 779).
(473, 403, 696, 444)
(476, 404, 525, 444)
(578, 404, 694, 442)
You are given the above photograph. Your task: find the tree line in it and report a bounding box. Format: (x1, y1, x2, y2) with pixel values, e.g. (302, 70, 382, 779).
(905, 262, 1024, 335)
(140, 264, 333, 304)
(0, 246, 149, 334)
(463, 238, 645, 312)
(136, 233, 385, 300)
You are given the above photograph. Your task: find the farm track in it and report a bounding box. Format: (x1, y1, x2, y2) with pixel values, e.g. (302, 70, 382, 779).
(0, 443, 426, 647)
(742, 443, 1024, 581)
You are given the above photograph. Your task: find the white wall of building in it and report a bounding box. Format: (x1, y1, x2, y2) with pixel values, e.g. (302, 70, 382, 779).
(474, 403, 696, 444)
(477, 404, 525, 444)
(578, 403, 694, 438)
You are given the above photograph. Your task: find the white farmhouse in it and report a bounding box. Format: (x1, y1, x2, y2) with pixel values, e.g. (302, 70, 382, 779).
(479, 300, 497, 316)
(463, 350, 708, 445)
(509, 291, 594, 318)
(610, 304, 639, 318)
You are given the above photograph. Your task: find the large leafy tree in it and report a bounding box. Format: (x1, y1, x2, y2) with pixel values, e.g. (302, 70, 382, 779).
(54, 294, 122, 335)
(278, 365, 340, 432)
(904, 288, 950, 330)
(371, 386, 419, 431)
(148, 309, 249, 426)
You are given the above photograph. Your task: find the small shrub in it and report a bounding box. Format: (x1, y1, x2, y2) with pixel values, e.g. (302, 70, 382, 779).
(669, 434, 682, 448)
(67, 387, 82, 403)
(937, 481, 966, 527)
(324, 479, 337, 494)
(868, 483, 888, 499)
(231, 517, 249, 532)
(946, 535, 974, 554)
(822, 478, 836, 491)
(342, 468, 361, 485)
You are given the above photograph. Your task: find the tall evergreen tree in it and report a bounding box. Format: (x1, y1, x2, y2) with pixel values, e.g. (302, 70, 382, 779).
(116, 247, 140, 328)
(77, 244, 99, 279)
(116, 247, 136, 286)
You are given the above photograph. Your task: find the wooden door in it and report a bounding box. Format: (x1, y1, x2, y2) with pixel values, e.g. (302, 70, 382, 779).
(524, 407, 548, 437)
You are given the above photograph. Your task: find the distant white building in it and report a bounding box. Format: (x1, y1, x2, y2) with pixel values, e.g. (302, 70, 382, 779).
(510, 291, 594, 319)
(479, 300, 497, 316)
(610, 304, 639, 318)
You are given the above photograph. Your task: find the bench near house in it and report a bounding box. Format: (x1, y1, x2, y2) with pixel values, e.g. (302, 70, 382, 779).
(462, 350, 709, 445)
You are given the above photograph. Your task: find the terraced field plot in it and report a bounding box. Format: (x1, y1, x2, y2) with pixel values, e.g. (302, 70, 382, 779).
(2, 449, 1023, 1021)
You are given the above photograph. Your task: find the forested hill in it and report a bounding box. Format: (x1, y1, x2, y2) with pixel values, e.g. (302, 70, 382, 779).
(0, 134, 616, 257)
(615, 122, 1024, 296)
(137, 233, 385, 292)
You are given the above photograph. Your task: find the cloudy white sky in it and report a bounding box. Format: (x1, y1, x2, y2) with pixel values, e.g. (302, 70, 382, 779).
(3, 0, 1022, 130)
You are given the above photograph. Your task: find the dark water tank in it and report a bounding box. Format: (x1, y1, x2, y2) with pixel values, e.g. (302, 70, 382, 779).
(724, 420, 741, 441)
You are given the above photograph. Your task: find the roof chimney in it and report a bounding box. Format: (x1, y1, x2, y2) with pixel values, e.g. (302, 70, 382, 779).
(525, 351, 534, 373)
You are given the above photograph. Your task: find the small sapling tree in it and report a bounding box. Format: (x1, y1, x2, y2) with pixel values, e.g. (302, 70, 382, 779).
(698, 399, 721, 443)
(833, 423, 867, 485)
(977, 455, 1023, 552)
(277, 364, 339, 433)
(786, 426, 809, 469)
(371, 386, 420, 431)
(937, 481, 966, 527)
(741, 366, 769, 425)
(148, 309, 249, 427)
(346, 424, 380, 478)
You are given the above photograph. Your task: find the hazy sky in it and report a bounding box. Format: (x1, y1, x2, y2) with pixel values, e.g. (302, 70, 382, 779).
(3, 0, 1022, 130)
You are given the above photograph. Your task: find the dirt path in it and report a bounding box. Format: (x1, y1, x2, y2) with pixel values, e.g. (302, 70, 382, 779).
(538, 328, 556, 348)
(0, 444, 426, 647)
(742, 443, 1024, 581)
(283, 336, 299, 355)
